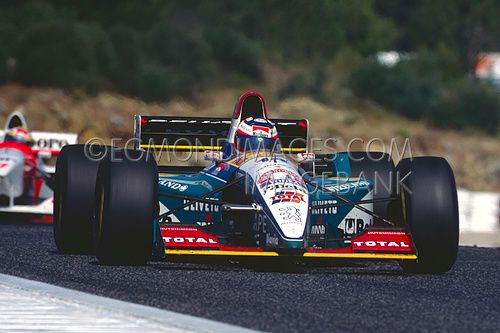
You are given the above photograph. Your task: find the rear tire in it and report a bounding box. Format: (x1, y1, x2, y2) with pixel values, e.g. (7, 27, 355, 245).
(54, 144, 108, 253)
(396, 157, 459, 274)
(94, 150, 158, 265)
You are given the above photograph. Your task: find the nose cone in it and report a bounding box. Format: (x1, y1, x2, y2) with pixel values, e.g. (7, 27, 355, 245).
(256, 163, 309, 239)
(271, 196, 309, 239)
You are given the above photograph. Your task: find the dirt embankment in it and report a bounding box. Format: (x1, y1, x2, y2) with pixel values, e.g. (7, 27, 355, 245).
(0, 84, 498, 192)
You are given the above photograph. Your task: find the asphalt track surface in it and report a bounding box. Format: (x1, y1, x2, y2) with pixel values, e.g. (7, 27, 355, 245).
(0, 220, 499, 333)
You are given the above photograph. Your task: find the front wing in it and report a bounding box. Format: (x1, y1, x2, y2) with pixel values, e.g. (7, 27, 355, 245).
(159, 225, 417, 261)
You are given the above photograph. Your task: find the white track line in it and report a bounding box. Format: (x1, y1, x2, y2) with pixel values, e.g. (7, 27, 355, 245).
(0, 273, 260, 333)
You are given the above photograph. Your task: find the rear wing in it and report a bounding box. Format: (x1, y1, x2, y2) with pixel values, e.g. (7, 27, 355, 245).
(30, 131, 78, 155)
(134, 115, 309, 154)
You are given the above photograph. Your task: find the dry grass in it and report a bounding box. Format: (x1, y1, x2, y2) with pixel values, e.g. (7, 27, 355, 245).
(0, 84, 498, 192)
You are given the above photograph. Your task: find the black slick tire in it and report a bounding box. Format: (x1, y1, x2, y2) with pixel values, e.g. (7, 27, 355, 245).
(94, 149, 158, 265)
(54, 144, 108, 253)
(396, 157, 459, 274)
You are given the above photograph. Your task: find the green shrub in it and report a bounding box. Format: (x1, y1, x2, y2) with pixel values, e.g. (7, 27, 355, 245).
(14, 21, 113, 91)
(350, 57, 500, 134)
(0, 49, 8, 84)
(137, 63, 178, 102)
(435, 83, 500, 134)
(14, 21, 83, 87)
(278, 74, 308, 99)
(145, 22, 215, 94)
(278, 62, 331, 102)
(108, 26, 142, 94)
(0, 1, 64, 43)
(75, 22, 115, 77)
(350, 59, 443, 119)
(206, 27, 261, 78)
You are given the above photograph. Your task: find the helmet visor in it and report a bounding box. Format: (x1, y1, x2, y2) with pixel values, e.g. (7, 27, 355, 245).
(236, 136, 280, 153)
(4, 133, 33, 146)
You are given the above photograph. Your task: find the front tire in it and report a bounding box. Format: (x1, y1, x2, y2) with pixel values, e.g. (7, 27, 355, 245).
(94, 150, 158, 265)
(396, 157, 459, 274)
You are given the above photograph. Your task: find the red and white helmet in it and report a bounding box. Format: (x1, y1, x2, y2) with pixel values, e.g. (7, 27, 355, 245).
(235, 117, 279, 153)
(4, 127, 34, 147)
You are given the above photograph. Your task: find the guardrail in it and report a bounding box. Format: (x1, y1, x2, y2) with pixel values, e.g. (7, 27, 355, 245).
(458, 189, 500, 247)
(458, 189, 500, 233)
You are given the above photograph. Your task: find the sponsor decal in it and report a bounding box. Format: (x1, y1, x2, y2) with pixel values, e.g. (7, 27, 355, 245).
(253, 213, 268, 233)
(260, 174, 307, 195)
(297, 152, 315, 162)
(0, 157, 14, 170)
(163, 237, 218, 244)
(35, 138, 69, 150)
(271, 191, 305, 205)
(351, 230, 414, 252)
(257, 168, 305, 190)
(160, 226, 220, 248)
(252, 125, 270, 135)
(204, 150, 223, 161)
(229, 155, 246, 167)
(338, 218, 372, 236)
(187, 179, 212, 189)
(196, 221, 213, 227)
(352, 240, 409, 248)
(310, 224, 326, 236)
(148, 119, 231, 125)
(311, 200, 337, 215)
(325, 180, 370, 193)
(183, 200, 220, 212)
(158, 216, 173, 224)
(264, 182, 303, 194)
(252, 117, 267, 123)
(211, 163, 230, 176)
(159, 179, 189, 192)
(256, 157, 288, 164)
(196, 213, 214, 227)
(158, 202, 180, 223)
(266, 234, 279, 247)
(159, 178, 212, 190)
(238, 121, 253, 134)
(212, 166, 222, 175)
(279, 206, 301, 222)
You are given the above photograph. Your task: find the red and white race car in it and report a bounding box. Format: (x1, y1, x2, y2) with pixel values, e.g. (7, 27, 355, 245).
(0, 111, 77, 216)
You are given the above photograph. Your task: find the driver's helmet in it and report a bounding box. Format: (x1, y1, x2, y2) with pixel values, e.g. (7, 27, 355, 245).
(235, 117, 279, 153)
(4, 127, 34, 147)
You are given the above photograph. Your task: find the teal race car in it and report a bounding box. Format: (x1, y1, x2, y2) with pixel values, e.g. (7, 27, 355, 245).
(54, 91, 459, 274)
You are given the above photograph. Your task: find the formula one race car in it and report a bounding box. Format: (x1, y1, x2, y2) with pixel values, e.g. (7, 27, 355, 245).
(0, 111, 77, 216)
(54, 91, 459, 274)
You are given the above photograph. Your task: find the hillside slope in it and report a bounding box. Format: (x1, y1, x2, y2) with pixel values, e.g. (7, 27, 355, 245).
(0, 84, 498, 192)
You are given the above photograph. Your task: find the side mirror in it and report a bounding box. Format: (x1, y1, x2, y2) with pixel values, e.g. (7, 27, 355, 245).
(296, 152, 315, 163)
(204, 150, 223, 161)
